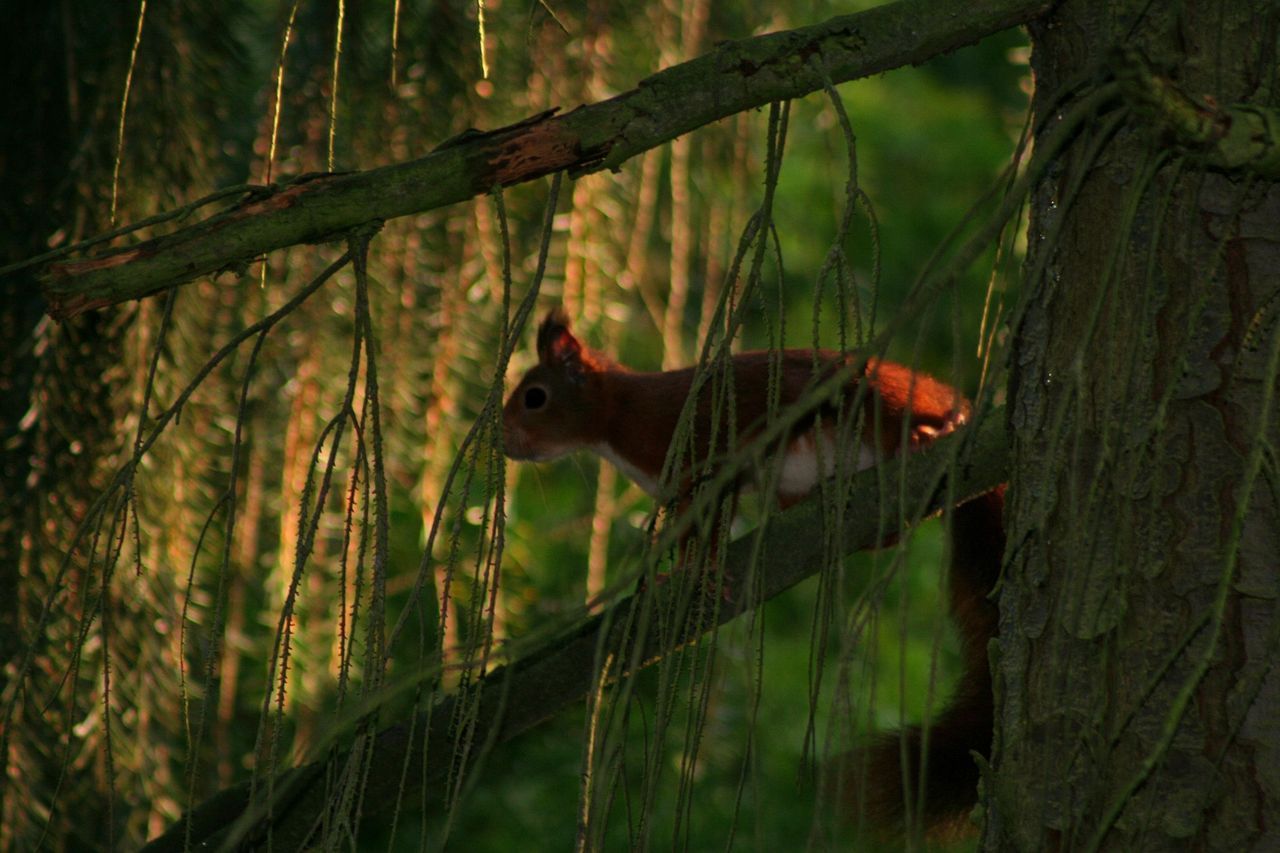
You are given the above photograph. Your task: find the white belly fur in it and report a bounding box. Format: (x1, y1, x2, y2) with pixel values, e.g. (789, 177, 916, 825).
(594, 442, 662, 498)
(593, 427, 874, 502)
(776, 427, 875, 500)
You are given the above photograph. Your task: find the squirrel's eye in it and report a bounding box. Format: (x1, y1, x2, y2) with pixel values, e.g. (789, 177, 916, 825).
(524, 385, 548, 410)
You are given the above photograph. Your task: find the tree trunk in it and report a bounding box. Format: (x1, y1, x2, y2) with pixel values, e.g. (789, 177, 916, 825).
(992, 1, 1280, 848)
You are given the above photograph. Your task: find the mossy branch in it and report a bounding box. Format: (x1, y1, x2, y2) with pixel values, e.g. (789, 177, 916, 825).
(34, 0, 1049, 320)
(1116, 47, 1280, 177)
(141, 411, 1009, 852)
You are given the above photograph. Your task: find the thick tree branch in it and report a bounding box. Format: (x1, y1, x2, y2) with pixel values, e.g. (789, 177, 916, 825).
(1115, 47, 1280, 177)
(142, 411, 1009, 852)
(38, 0, 1048, 319)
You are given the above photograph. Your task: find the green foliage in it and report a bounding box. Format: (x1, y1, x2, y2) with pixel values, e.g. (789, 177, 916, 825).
(486, 22, 1023, 847)
(3, 0, 1026, 848)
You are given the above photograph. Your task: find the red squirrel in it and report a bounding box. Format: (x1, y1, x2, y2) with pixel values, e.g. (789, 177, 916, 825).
(502, 307, 1004, 834)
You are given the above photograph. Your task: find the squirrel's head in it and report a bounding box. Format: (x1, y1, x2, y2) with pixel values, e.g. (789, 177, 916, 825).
(502, 307, 607, 461)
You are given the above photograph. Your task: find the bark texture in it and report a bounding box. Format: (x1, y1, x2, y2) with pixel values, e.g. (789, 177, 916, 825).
(991, 1, 1280, 849)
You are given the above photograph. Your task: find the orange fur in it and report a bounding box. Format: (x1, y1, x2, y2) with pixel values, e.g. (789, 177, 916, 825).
(503, 310, 970, 498)
(503, 308, 1001, 833)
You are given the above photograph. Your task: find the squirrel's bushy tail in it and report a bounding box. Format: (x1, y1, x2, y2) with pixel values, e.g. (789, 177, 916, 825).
(843, 488, 1005, 837)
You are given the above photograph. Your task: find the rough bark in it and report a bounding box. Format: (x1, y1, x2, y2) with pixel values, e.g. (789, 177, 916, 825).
(991, 1, 1280, 849)
(33, 0, 1051, 320)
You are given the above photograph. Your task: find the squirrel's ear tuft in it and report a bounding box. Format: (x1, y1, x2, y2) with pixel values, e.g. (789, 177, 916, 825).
(537, 306, 582, 367)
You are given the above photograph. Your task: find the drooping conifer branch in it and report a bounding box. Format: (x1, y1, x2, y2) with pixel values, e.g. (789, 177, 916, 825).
(37, 0, 1050, 319)
(141, 412, 1008, 851)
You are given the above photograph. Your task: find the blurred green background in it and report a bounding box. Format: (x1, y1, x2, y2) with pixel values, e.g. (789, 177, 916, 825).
(4, 0, 1027, 848)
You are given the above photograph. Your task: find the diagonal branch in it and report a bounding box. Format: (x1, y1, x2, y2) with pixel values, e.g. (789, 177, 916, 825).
(141, 411, 1009, 852)
(37, 0, 1048, 320)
